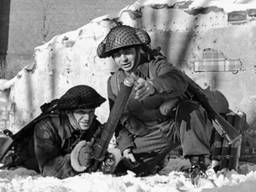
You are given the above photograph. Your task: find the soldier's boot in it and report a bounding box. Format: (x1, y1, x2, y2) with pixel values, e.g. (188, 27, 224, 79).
(188, 155, 211, 185)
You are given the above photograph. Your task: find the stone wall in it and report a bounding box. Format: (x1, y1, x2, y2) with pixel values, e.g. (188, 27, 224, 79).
(1, 0, 256, 134)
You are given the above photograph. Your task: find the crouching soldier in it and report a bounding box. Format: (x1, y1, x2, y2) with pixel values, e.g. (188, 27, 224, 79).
(1, 85, 121, 179)
(97, 25, 214, 178)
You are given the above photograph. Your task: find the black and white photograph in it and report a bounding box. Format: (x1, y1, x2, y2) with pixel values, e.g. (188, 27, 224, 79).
(1, 0, 256, 191)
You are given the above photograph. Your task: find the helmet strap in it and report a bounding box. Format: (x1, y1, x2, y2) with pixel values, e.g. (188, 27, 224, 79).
(129, 46, 141, 72)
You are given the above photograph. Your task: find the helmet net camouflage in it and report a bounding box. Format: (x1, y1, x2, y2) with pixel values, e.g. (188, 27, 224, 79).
(57, 85, 106, 111)
(97, 25, 151, 58)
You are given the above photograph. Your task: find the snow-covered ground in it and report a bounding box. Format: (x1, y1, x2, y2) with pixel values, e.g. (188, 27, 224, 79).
(1, 166, 256, 192)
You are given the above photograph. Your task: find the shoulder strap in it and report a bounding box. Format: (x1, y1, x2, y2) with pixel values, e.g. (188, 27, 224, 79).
(110, 74, 119, 97)
(13, 99, 58, 141)
(110, 70, 126, 97)
(148, 61, 154, 79)
(13, 113, 50, 141)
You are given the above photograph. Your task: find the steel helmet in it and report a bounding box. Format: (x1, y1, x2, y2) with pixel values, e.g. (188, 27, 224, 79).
(57, 85, 106, 111)
(97, 25, 151, 58)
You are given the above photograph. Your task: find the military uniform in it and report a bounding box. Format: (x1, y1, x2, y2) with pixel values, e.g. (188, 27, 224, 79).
(108, 54, 213, 174)
(34, 114, 102, 178)
(98, 25, 214, 175)
(32, 85, 106, 178)
(1, 85, 126, 178)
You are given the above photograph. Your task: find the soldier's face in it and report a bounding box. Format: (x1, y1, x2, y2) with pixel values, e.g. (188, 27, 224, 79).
(112, 47, 139, 72)
(73, 109, 95, 130)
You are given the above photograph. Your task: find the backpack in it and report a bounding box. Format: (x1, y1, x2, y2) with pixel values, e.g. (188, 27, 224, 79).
(0, 100, 58, 172)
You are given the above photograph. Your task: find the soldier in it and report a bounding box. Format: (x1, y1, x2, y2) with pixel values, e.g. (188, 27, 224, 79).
(1, 85, 120, 179)
(33, 85, 108, 178)
(97, 25, 214, 177)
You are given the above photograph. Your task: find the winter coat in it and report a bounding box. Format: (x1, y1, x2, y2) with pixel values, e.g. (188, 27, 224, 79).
(33, 113, 102, 179)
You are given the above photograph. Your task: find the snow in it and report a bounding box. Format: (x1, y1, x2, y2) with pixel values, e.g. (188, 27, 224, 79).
(0, 167, 256, 192)
(189, 0, 256, 12)
(142, 0, 256, 12)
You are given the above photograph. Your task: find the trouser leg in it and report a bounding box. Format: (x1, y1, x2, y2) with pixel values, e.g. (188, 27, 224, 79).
(116, 122, 180, 176)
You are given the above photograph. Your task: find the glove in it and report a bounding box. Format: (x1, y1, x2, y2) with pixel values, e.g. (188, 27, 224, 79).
(70, 140, 94, 172)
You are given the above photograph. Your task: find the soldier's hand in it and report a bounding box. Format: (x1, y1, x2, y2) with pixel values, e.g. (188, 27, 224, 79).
(134, 78, 155, 101)
(159, 98, 179, 116)
(100, 148, 122, 174)
(70, 140, 94, 172)
(123, 148, 136, 163)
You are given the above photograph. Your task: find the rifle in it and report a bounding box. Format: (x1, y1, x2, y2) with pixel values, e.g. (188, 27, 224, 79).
(184, 74, 241, 144)
(90, 76, 134, 171)
(0, 99, 59, 168)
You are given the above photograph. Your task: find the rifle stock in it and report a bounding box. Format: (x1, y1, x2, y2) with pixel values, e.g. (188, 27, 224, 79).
(185, 74, 241, 144)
